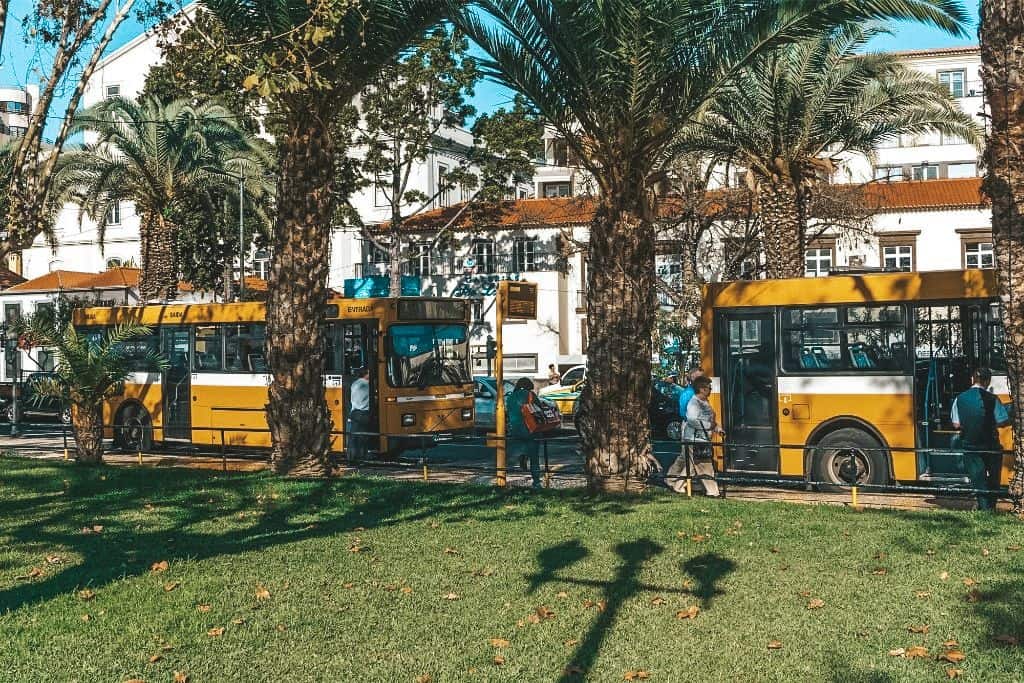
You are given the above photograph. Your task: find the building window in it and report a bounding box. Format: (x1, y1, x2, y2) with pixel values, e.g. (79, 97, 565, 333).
(512, 237, 537, 272)
(437, 164, 450, 206)
(409, 242, 431, 277)
(502, 354, 539, 374)
(805, 247, 833, 277)
(542, 182, 571, 198)
(882, 245, 913, 272)
(550, 138, 569, 167)
(106, 202, 121, 225)
(253, 249, 271, 280)
(471, 240, 495, 274)
(938, 70, 966, 98)
(518, 189, 528, 200)
(947, 162, 977, 178)
(964, 241, 994, 269)
(912, 164, 939, 181)
(105, 84, 121, 99)
(941, 132, 968, 146)
(874, 166, 903, 181)
(876, 135, 902, 149)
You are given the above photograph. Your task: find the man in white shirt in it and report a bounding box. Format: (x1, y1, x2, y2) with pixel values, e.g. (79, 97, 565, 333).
(347, 368, 371, 464)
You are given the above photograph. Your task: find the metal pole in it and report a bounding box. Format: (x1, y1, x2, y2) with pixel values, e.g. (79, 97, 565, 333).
(10, 349, 19, 438)
(238, 175, 245, 301)
(495, 282, 506, 487)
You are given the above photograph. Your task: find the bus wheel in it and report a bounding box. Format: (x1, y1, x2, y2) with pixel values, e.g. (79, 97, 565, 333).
(811, 428, 888, 492)
(114, 404, 154, 453)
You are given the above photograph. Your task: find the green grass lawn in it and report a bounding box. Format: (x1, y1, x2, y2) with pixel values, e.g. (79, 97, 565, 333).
(2, 457, 1024, 682)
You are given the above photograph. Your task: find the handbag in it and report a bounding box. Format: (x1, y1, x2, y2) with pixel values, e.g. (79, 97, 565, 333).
(521, 392, 561, 433)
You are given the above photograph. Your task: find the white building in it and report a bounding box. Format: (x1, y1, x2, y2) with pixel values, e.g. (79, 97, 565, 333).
(0, 84, 38, 143)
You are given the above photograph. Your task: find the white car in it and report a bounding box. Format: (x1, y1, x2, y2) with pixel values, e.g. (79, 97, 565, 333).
(538, 365, 586, 397)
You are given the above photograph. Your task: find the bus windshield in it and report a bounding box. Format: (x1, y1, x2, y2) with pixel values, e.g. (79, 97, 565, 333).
(388, 323, 471, 388)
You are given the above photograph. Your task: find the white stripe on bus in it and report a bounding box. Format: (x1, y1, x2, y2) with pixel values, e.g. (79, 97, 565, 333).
(396, 393, 465, 403)
(777, 375, 913, 394)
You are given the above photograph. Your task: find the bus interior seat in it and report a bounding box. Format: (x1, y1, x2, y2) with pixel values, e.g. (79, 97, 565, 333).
(195, 353, 219, 371)
(800, 349, 818, 369)
(248, 354, 267, 372)
(811, 347, 830, 368)
(849, 343, 874, 369)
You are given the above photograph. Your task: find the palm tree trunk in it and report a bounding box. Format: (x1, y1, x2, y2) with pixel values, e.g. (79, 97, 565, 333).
(758, 181, 806, 279)
(577, 193, 657, 492)
(265, 111, 335, 477)
(71, 403, 104, 465)
(139, 214, 178, 301)
(981, 0, 1024, 502)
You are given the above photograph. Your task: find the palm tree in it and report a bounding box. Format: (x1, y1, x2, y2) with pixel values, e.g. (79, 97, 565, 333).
(201, 0, 447, 476)
(685, 23, 982, 279)
(16, 314, 165, 464)
(56, 96, 273, 301)
(980, 0, 1024, 507)
(458, 0, 970, 490)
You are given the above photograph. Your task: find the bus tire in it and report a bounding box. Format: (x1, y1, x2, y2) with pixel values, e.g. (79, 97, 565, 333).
(811, 427, 888, 492)
(114, 403, 154, 453)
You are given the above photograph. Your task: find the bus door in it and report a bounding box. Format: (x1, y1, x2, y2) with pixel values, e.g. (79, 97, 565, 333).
(720, 312, 779, 472)
(161, 327, 192, 440)
(327, 321, 378, 446)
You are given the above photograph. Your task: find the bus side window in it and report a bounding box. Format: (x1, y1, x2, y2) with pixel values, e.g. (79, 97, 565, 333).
(193, 325, 223, 371)
(225, 323, 266, 372)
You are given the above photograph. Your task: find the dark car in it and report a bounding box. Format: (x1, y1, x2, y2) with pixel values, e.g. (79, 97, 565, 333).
(3, 372, 71, 425)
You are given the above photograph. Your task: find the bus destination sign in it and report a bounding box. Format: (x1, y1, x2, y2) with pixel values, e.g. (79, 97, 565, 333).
(502, 281, 537, 320)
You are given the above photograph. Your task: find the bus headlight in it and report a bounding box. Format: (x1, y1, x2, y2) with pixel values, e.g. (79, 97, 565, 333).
(461, 407, 473, 421)
(401, 413, 416, 427)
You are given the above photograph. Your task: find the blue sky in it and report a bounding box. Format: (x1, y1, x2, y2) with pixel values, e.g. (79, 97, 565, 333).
(0, 1, 981, 138)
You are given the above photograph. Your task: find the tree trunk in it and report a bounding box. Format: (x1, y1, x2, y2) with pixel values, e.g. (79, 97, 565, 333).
(388, 231, 403, 297)
(71, 403, 104, 465)
(139, 213, 178, 301)
(577, 192, 657, 492)
(265, 111, 335, 477)
(758, 181, 807, 279)
(980, 0, 1024, 503)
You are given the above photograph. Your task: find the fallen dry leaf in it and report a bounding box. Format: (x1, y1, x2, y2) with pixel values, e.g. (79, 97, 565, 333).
(676, 605, 700, 620)
(926, 549, 935, 556)
(770, 547, 780, 553)
(163, 581, 180, 592)
(400, 586, 413, 595)
(982, 548, 990, 557)
(197, 604, 211, 612)
(623, 671, 650, 681)
(207, 627, 224, 637)
(415, 675, 432, 683)
(905, 646, 929, 659)
(173, 673, 189, 683)
(938, 650, 966, 664)
(490, 638, 510, 648)
(1007, 544, 1022, 551)
(563, 664, 585, 675)
(149, 654, 162, 663)
(343, 582, 355, 589)
(940, 571, 950, 581)
(943, 639, 960, 649)
(536, 605, 555, 619)
(888, 648, 906, 657)
(444, 592, 460, 601)
(80, 614, 91, 622)
(276, 624, 287, 632)
(444, 547, 459, 555)
(564, 639, 580, 647)
(124, 679, 145, 683)
(873, 551, 887, 560)
(962, 577, 977, 587)
(78, 589, 96, 601)
(945, 668, 963, 679)
(650, 597, 666, 606)
(872, 568, 888, 576)
(691, 534, 707, 542)
(965, 589, 982, 603)
(150, 561, 169, 573)
(583, 599, 606, 612)
(557, 591, 569, 599)
(16, 567, 43, 580)
(767, 640, 783, 650)
(908, 624, 930, 634)
(807, 599, 825, 610)
(231, 617, 245, 625)
(492, 655, 506, 666)
(45, 555, 63, 565)
(915, 591, 931, 599)
(993, 634, 1019, 646)
(255, 585, 271, 600)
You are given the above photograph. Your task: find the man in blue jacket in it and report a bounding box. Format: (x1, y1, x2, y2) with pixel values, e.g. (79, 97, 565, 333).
(951, 367, 1010, 510)
(678, 367, 705, 419)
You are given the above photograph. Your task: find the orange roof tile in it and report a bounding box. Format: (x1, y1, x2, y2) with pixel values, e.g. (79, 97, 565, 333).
(398, 178, 986, 230)
(6, 270, 99, 293)
(0, 267, 25, 289)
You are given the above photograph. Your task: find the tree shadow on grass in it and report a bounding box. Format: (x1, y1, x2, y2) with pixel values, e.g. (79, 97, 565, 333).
(0, 458, 655, 615)
(682, 553, 735, 609)
(526, 540, 589, 594)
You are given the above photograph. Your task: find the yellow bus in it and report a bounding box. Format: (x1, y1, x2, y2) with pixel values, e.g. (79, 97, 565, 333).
(72, 297, 475, 454)
(700, 269, 1012, 488)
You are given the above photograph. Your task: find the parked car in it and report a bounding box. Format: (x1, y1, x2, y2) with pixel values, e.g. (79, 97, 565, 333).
(473, 376, 516, 431)
(538, 364, 586, 397)
(561, 377, 683, 440)
(3, 372, 71, 425)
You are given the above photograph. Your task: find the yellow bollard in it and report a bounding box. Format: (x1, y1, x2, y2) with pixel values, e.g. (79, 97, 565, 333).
(685, 477, 692, 497)
(851, 486, 858, 507)
(138, 450, 143, 465)
(422, 462, 429, 481)
(63, 448, 69, 461)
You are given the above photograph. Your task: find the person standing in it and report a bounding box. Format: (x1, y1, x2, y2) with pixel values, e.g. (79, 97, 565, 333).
(677, 366, 705, 421)
(951, 367, 1010, 511)
(506, 377, 542, 489)
(346, 367, 371, 464)
(547, 364, 561, 386)
(667, 375, 722, 496)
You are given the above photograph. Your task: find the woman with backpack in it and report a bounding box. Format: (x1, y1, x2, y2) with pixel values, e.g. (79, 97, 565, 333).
(506, 377, 544, 489)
